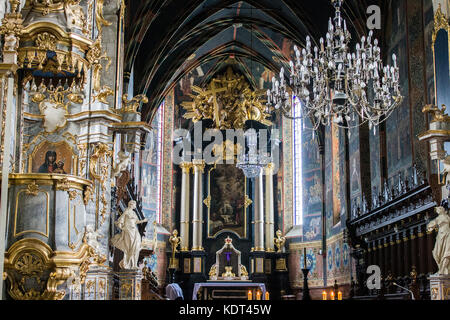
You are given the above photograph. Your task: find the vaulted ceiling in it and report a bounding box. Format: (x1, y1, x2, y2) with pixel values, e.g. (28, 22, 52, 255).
(124, 0, 383, 122)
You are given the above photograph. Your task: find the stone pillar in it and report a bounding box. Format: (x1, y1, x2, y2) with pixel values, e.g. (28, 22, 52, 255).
(264, 163, 275, 252)
(0, 68, 17, 299)
(81, 266, 114, 300)
(192, 160, 205, 251)
(179, 162, 191, 252)
(118, 270, 143, 300)
(254, 171, 264, 252)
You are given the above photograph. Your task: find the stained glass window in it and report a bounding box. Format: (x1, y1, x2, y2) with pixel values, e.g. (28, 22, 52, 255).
(292, 96, 303, 225)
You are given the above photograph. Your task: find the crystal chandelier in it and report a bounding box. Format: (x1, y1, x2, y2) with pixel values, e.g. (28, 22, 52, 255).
(267, 0, 403, 131)
(236, 128, 269, 178)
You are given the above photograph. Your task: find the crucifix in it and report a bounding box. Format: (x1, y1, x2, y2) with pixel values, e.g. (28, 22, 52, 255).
(203, 81, 227, 127)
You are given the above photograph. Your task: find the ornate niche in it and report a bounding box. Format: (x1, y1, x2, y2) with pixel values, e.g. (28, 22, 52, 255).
(208, 237, 248, 281)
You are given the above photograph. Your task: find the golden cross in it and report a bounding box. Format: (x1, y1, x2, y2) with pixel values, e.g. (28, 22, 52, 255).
(203, 81, 227, 127)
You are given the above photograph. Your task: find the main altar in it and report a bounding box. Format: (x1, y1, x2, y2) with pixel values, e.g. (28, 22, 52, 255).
(192, 237, 266, 300)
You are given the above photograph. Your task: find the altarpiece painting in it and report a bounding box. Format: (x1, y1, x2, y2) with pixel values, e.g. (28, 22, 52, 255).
(207, 164, 247, 238)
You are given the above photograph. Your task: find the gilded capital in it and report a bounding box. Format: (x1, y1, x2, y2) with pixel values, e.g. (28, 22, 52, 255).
(265, 162, 275, 174)
(179, 162, 193, 174)
(192, 159, 205, 173)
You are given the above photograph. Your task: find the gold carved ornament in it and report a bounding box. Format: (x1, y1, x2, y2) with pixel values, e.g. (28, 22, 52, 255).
(422, 104, 449, 122)
(3, 238, 105, 300)
(274, 230, 286, 253)
(95, 0, 112, 39)
(432, 4, 450, 46)
(121, 94, 149, 113)
(86, 39, 112, 93)
(0, 1, 23, 52)
(89, 143, 112, 225)
(26, 181, 40, 196)
(181, 66, 272, 129)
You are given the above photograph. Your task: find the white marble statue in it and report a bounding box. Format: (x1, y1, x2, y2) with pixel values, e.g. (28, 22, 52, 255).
(110, 200, 147, 269)
(427, 206, 450, 275)
(82, 225, 103, 253)
(111, 150, 130, 178)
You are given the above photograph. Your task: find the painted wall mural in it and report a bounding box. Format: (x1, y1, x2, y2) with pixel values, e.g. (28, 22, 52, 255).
(326, 233, 353, 286)
(289, 242, 324, 288)
(386, 1, 412, 179)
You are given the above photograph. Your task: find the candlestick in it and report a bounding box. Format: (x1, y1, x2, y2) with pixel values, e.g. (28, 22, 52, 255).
(256, 291, 261, 300)
(303, 248, 307, 268)
(322, 291, 327, 300)
(248, 290, 252, 300)
(330, 291, 335, 300)
(338, 291, 342, 300)
(265, 291, 270, 300)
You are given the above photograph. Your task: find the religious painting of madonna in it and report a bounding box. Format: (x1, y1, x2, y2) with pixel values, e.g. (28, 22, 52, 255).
(30, 140, 76, 175)
(207, 164, 247, 238)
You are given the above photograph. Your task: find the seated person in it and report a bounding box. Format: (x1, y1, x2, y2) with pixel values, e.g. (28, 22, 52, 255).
(165, 283, 184, 300)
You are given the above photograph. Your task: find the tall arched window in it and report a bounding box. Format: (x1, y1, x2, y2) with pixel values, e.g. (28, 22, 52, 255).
(141, 101, 164, 230)
(292, 96, 303, 225)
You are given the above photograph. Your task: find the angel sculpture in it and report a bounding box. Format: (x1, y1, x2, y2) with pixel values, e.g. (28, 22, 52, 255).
(169, 229, 181, 264)
(427, 206, 450, 275)
(274, 230, 286, 253)
(110, 200, 148, 269)
(111, 151, 130, 178)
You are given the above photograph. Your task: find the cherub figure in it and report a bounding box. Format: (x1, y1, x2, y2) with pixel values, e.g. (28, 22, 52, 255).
(82, 225, 103, 253)
(274, 230, 286, 253)
(111, 150, 130, 178)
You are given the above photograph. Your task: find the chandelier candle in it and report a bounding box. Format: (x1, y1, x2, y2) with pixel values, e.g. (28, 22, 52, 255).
(267, 0, 403, 131)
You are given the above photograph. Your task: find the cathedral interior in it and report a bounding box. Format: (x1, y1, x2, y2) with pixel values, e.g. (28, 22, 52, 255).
(0, 0, 450, 302)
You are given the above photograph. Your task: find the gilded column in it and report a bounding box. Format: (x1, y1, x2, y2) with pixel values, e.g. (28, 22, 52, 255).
(192, 160, 205, 251)
(254, 171, 264, 252)
(179, 162, 191, 251)
(264, 163, 275, 252)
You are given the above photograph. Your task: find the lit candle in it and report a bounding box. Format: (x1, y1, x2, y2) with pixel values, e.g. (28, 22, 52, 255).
(330, 291, 335, 300)
(256, 291, 261, 300)
(248, 290, 252, 300)
(338, 291, 342, 300)
(322, 291, 327, 300)
(265, 291, 270, 300)
(303, 248, 307, 268)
